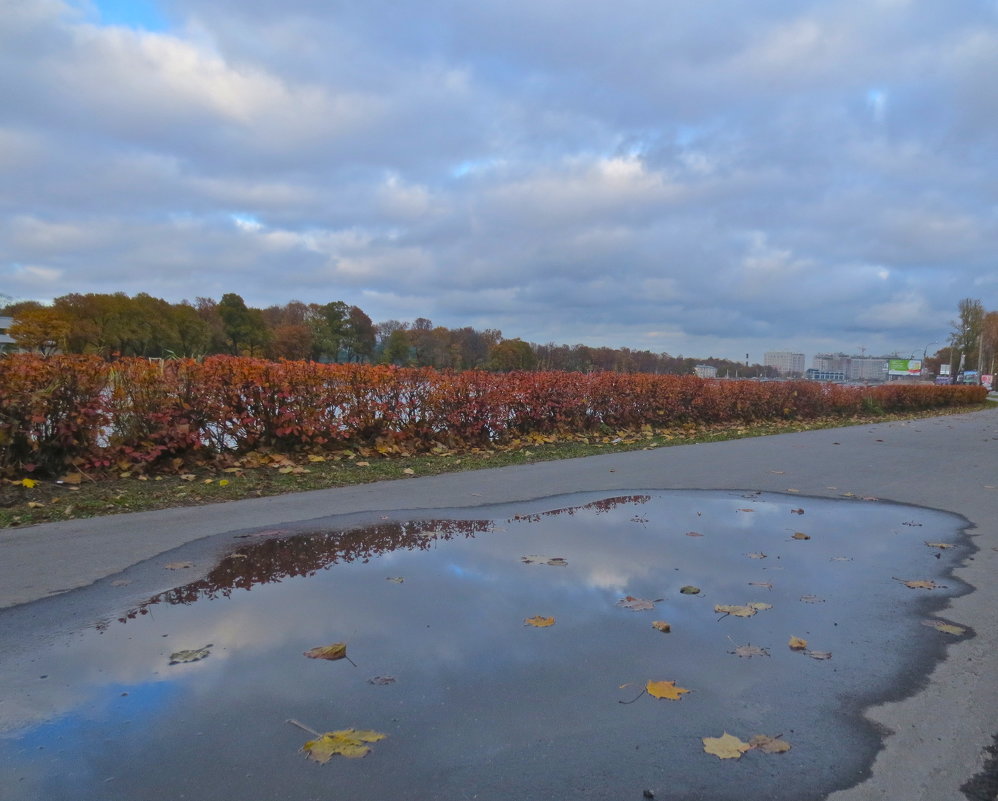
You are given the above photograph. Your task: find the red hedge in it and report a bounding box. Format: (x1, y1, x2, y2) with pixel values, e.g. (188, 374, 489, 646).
(0, 354, 987, 477)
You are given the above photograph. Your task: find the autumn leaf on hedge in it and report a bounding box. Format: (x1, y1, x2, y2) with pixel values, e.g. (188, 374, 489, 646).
(922, 620, 966, 635)
(702, 732, 751, 759)
(301, 728, 387, 763)
(169, 644, 212, 665)
(651, 621, 671, 633)
(788, 636, 808, 650)
(894, 578, 946, 590)
(646, 680, 690, 700)
(748, 734, 792, 754)
(524, 615, 555, 627)
(617, 595, 658, 610)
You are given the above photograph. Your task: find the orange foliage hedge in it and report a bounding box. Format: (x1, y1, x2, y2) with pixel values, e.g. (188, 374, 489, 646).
(0, 354, 987, 477)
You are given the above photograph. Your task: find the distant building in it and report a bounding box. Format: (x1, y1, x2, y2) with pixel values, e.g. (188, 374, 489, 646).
(764, 351, 805, 376)
(812, 353, 889, 382)
(0, 316, 15, 353)
(694, 364, 717, 379)
(805, 368, 846, 382)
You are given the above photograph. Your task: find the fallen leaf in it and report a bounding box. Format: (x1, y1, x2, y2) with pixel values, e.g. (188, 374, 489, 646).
(367, 675, 396, 685)
(27, 501, 44, 508)
(179, 474, 196, 482)
(702, 732, 751, 760)
(304, 643, 349, 661)
(737, 508, 755, 513)
(218, 479, 230, 487)
(895, 578, 946, 590)
(924, 542, 953, 550)
(921, 620, 966, 635)
(202, 478, 214, 484)
(307, 455, 327, 463)
(524, 615, 555, 627)
(679, 585, 701, 594)
(790, 508, 805, 515)
(521, 555, 568, 566)
(748, 734, 792, 754)
(386, 576, 404, 583)
(800, 595, 825, 603)
(747, 553, 767, 559)
(748, 581, 773, 590)
(646, 680, 691, 700)
(747, 602, 772, 611)
(355, 461, 370, 467)
(651, 621, 672, 633)
(617, 595, 657, 610)
(59, 473, 82, 485)
(169, 644, 212, 665)
(791, 532, 811, 540)
(302, 728, 387, 763)
(786, 488, 800, 493)
(788, 636, 808, 650)
(20, 478, 38, 488)
(715, 604, 757, 618)
(805, 650, 832, 660)
(164, 561, 193, 570)
(730, 644, 769, 658)
(402, 468, 415, 475)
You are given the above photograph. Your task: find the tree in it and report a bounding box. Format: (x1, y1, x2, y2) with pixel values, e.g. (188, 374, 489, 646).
(950, 298, 985, 373)
(217, 293, 269, 356)
(486, 338, 537, 371)
(8, 308, 71, 355)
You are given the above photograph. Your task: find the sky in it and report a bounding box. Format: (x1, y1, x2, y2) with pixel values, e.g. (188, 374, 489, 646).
(1, 0, 996, 362)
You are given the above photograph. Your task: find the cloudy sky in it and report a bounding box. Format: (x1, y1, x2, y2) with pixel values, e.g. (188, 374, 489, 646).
(2, 0, 996, 361)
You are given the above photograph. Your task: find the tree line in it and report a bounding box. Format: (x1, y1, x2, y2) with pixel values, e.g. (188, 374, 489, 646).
(923, 298, 998, 378)
(1, 291, 776, 376)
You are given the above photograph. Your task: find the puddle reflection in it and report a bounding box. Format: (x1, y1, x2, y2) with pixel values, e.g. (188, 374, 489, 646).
(0, 491, 970, 801)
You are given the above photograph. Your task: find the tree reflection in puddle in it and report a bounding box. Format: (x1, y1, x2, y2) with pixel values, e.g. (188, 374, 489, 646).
(0, 491, 971, 801)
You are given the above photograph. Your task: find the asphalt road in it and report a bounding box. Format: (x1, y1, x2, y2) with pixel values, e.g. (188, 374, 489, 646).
(2, 405, 997, 800)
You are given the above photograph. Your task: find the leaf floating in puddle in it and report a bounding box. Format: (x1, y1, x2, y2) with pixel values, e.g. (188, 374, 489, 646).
(164, 561, 194, 570)
(617, 595, 658, 610)
(651, 621, 672, 633)
(748, 602, 772, 611)
(791, 532, 811, 540)
(924, 542, 953, 550)
(301, 728, 387, 763)
(524, 615, 555, 627)
(646, 680, 691, 700)
(679, 586, 701, 595)
(788, 636, 808, 651)
(303, 643, 355, 665)
(385, 576, 404, 583)
(746, 553, 767, 560)
(921, 620, 966, 636)
(702, 732, 752, 760)
(748, 734, 792, 754)
(737, 508, 755, 513)
(730, 644, 769, 658)
(715, 604, 757, 618)
(367, 675, 397, 685)
(805, 650, 832, 660)
(521, 555, 568, 566)
(169, 644, 212, 665)
(894, 578, 947, 590)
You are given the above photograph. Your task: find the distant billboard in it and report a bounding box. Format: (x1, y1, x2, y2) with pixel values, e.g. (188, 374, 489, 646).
(939, 364, 952, 376)
(888, 358, 922, 376)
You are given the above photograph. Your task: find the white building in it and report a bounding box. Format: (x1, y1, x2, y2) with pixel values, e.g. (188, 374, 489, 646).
(0, 316, 15, 353)
(764, 351, 805, 376)
(694, 364, 717, 379)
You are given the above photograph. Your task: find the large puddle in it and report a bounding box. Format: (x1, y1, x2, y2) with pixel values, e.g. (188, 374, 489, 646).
(0, 491, 972, 801)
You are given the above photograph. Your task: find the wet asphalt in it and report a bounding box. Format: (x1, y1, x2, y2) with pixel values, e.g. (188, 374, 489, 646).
(1, 404, 997, 800)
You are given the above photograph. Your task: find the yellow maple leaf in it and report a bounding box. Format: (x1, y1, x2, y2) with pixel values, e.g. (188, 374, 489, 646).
(524, 615, 555, 627)
(646, 680, 691, 700)
(302, 728, 387, 763)
(702, 732, 751, 759)
(788, 636, 808, 650)
(20, 478, 38, 488)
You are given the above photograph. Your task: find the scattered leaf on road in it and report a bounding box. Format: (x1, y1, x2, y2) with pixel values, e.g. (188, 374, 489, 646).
(679, 585, 701, 594)
(895, 578, 946, 590)
(367, 675, 396, 685)
(748, 581, 773, 590)
(806, 650, 832, 660)
(748, 602, 772, 611)
(651, 621, 672, 633)
(748, 734, 792, 754)
(524, 615, 555, 627)
(646, 680, 691, 700)
(703, 732, 752, 760)
(169, 644, 212, 665)
(386, 576, 404, 583)
(747, 553, 767, 559)
(924, 542, 953, 550)
(715, 604, 758, 618)
(730, 644, 769, 658)
(788, 636, 808, 650)
(791, 532, 811, 540)
(304, 643, 352, 663)
(921, 620, 966, 635)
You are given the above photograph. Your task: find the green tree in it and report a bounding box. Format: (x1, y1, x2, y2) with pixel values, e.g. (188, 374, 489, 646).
(486, 338, 537, 371)
(950, 298, 985, 372)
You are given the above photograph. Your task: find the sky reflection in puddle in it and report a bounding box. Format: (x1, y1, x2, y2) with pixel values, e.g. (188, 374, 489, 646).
(0, 491, 971, 801)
